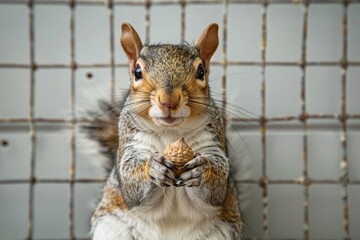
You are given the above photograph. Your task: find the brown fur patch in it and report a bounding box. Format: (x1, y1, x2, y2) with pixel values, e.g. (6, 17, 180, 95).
(202, 159, 214, 183)
(144, 159, 151, 179)
(130, 159, 151, 181)
(217, 185, 243, 232)
(92, 184, 129, 221)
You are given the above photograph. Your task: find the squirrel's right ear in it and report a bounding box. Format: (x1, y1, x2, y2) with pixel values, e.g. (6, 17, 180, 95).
(120, 23, 143, 66)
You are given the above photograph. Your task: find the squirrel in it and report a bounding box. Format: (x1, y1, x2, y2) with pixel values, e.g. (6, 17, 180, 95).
(83, 23, 243, 240)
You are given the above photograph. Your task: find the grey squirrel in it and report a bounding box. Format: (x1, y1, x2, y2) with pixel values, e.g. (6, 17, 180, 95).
(83, 23, 243, 240)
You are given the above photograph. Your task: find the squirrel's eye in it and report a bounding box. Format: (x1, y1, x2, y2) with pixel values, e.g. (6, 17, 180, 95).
(134, 65, 142, 81)
(196, 64, 205, 81)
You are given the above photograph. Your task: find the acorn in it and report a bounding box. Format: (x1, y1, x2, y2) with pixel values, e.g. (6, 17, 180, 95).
(163, 137, 194, 175)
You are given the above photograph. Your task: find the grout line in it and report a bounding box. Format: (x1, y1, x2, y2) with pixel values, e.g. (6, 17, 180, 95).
(180, 0, 186, 43)
(68, 0, 76, 238)
(340, 0, 350, 239)
(260, 0, 269, 238)
(27, 0, 36, 239)
(108, 0, 116, 106)
(222, 0, 229, 148)
(300, 1, 310, 239)
(144, 0, 151, 44)
(2, 0, 360, 5)
(2, 60, 360, 69)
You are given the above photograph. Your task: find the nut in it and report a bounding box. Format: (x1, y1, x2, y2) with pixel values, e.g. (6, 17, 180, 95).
(163, 137, 194, 175)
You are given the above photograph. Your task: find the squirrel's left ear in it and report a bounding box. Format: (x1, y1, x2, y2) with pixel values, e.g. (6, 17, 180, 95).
(196, 23, 219, 63)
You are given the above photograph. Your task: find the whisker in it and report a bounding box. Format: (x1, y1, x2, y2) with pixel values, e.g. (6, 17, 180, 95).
(188, 96, 258, 119)
(187, 99, 257, 127)
(187, 88, 258, 117)
(208, 71, 252, 83)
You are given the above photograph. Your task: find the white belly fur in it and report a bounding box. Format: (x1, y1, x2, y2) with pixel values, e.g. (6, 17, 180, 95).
(144, 186, 230, 239)
(92, 122, 233, 239)
(92, 187, 232, 240)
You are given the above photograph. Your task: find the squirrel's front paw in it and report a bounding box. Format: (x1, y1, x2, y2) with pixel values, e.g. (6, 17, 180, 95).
(148, 153, 177, 187)
(177, 155, 211, 187)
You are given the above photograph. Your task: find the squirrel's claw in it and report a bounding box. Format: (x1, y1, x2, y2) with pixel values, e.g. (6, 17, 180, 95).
(148, 153, 177, 187)
(177, 155, 209, 187)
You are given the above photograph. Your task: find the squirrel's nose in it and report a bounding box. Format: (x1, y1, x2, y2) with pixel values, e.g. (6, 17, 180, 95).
(156, 88, 182, 111)
(159, 99, 178, 110)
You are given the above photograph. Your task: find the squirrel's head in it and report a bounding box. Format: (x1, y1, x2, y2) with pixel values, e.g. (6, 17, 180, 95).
(120, 23, 218, 127)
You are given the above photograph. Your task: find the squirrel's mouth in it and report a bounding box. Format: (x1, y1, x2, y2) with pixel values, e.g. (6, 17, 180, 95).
(155, 115, 183, 126)
(149, 105, 190, 127)
(161, 115, 176, 123)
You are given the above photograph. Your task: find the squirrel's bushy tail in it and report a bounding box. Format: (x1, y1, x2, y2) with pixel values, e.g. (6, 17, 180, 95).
(80, 92, 128, 174)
